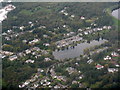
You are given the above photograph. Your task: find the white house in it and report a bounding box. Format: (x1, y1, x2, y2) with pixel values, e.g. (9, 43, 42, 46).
(44, 58, 51, 62)
(25, 59, 34, 63)
(108, 68, 118, 73)
(71, 15, 75, 18)
(9, 55, 18, 61)
(81, 16, 85, 20)
(25, 49, 31, 54)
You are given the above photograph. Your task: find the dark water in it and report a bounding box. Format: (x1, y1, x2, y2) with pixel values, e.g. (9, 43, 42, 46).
(112, 8, 120, 20)
(53, 39, 107, 60)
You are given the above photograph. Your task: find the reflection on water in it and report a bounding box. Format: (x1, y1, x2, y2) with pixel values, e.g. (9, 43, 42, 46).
(112, 8, 120, 20)
(53, 39, 107, 60)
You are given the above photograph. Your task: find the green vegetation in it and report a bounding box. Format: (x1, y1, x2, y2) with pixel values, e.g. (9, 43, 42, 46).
(1, 2, 120, 89)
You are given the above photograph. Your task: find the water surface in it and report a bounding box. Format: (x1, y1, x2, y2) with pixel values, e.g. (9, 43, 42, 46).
(112, 8, 120, 20)
(53, 39, 107, 60)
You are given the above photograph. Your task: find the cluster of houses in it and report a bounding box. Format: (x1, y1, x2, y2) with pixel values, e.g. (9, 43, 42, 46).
(1, 46, 50, 62)
(19, 67, 68, 89)
(0, 50, 13, 59)
(78, 26, 112, 36)
(108, 68, 118, 73)
(60, 7, 69, 16)
(104, 51, 119, 61)
(94, 50, 119, 73)
(59, 6, 86, 20)
(19, 68, 44, 89)
(55, 25, 111, 48)
(50, 68, 66, 82)
(56, 35, 83, 48)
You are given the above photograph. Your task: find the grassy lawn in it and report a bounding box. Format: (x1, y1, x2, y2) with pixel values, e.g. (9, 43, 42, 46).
(19, 10, 33, 16)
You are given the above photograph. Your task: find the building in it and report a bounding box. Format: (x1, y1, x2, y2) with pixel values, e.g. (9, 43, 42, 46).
(9, 55, 18, 61)
(43, 43, 50, 46)
(95, 64, 104, 69)
(25, 59, 34, 63)
(25, 49, 31, 54)
(87, 59, 93, 64)
(81, 16, 85, 20)
(108, 68, 118, 73)
(44, 58, 51, 62)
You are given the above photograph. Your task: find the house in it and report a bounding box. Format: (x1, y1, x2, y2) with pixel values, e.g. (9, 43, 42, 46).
(25, 59, 34, 63)
(39, 26, 46, 29)
(108, 68, 118, 73)
(84, 31, 88, 35)
(117, 49, 120, 52)
(76, 58, 80, 61)
(37, 68, 44, 73)
(63, 25, 66, 28)
(17, 52, 26, 57)
(72, 81, 78, 84)
(44, 58, 51, 62)
(95, 64, 104, 69)
(19, 26, 25, 30)
(71, 15, 75, 18)
(103, 26, 107, 29)
(64, 12, 68, 16)
(2, 32, 7, 36)
(19, 80, 30, 88)
(66, 67, 77, 74)
(32, 47, 41, 51)
(97, 28, 103, 31)
(78, 29, 83, 32)
(79, 75, 84, 79)
(43, 34, 48, 38)
(22, 40, 27, 43)
(57, 76, 66, 81)
(81, 16, 85, 20)
(30, 24, 34, 27)
(32, 52, 36, 55)
(2, 55, 6, 58)
(33, 83, 39, 88)
(28, 21, 32, 24)
(43, 43, 50, 46)
(107, 26, 112, 29)
(35, 55, 41, 58)
(5, 36, 10, 40)
(104, 56, 112, 60)
(0, 51, 13, 56)
(9, 55, 18, 61)
(54, 85, 60, 88)
(60, 9, 65, 13)
(25, 49, 31, 54)
(115, 64, 119, 67)
(111, 52, 119, 57)
(75, 62, 79, 66)
(87, 59, 93, 64)
(29, 39, 39, 45)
